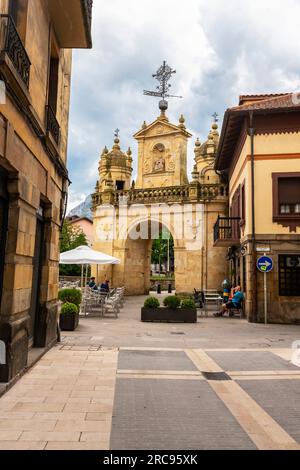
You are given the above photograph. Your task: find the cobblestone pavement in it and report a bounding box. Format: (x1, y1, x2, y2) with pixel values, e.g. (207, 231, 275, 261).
(0, 296, 300, 450)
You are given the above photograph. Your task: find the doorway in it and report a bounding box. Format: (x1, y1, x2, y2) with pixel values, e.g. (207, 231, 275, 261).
(29, 206, 45, 345)
(0, 170, 8, 309)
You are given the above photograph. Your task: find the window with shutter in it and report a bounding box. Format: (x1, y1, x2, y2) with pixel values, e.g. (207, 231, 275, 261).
(272, 173, 300, 232)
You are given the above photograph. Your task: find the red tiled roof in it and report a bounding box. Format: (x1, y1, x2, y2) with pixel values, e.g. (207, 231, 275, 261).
(238, 93, 288, 105)
(234, 93, 298, 112)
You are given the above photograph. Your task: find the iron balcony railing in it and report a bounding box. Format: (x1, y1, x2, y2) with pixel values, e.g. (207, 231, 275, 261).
(0, 14, 31, 87)
(46, 105, 60, 146)
(214, 216, 241, 244)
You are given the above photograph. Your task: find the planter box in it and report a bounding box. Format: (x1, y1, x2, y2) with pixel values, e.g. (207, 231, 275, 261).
(59, 312, 79, 331)
(141, 307, 197, 323)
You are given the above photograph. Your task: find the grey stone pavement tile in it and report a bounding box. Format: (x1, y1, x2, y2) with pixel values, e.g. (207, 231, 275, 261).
(117, 350, 198, 371)
(110, 378, 256, 450)
(238, 379, 300, 444)
(205, 351, 299, 371)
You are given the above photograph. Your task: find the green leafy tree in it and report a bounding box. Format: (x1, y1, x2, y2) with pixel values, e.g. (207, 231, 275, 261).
(59, 221, 88, 276)
(151, 230, 174, 275)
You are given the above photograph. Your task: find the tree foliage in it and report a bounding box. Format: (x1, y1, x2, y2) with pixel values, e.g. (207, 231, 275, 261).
(59, 221, 88, 276)
(151, 230, 174, 273)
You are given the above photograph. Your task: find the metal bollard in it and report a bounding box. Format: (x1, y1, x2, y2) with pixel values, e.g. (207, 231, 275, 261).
(157, 283, 161, 294)
(168, 283, 172, 294)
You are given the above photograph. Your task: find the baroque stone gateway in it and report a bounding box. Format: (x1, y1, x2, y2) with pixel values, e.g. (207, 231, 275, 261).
(92, 99, 229, 295)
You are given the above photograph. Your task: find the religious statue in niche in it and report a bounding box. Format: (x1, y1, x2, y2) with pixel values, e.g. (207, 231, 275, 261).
(153, 158, 165, 172)
(152, 143, 166, 173)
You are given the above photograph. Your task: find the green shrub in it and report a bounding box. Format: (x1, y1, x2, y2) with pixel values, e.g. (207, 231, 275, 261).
(60, 302, 78, 315)
(181, 299, 196, 309)
(144, 297, 160, 309)
(58, 289, 82, 306)
(176, 293, 193, 301)
(163, 296, 181, 309)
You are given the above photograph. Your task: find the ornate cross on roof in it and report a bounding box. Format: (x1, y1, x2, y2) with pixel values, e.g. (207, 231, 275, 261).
(114, 128, 120, 138)
(143, 61, 182, 113)
(212, 112, 219, 123)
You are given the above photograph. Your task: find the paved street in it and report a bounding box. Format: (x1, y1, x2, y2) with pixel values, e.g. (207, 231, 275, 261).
(0, 296, 300, 450)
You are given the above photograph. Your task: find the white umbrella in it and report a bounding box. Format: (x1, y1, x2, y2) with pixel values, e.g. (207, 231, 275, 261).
(59, 245, 120, 265)
(59, 246, 120, 316)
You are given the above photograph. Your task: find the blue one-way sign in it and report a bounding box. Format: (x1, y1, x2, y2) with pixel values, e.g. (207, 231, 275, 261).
(257, 256, 273, 273)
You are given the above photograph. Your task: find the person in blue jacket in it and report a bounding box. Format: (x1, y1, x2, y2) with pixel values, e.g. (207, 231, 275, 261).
(215, 286, 244, 317)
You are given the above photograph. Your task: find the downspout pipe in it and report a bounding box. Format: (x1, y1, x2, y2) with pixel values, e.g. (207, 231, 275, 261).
(248, 111, 257, 323)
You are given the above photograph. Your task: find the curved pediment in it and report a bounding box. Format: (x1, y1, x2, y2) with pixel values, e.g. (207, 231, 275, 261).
(134, 117, 192, 140)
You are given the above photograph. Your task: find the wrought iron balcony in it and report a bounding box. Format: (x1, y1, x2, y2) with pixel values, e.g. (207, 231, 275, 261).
(0, 14, 31, 88)
(46, 105, 60, 146)
(214, 216, 241, 246)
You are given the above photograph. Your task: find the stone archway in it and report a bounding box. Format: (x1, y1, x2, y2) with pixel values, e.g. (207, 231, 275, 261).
(93, 204, 208, 296)
(123, 219, 175, 295)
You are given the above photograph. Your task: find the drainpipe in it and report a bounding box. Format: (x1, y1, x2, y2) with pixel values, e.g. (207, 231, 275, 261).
(248, 111, 257, 322)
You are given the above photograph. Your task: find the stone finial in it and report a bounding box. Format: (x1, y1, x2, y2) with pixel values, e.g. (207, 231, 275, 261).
(101, 146, 109, 156)
(179, 114, 186, 129)
(142, 121, 147, 129)
(126, 147, 133, 166)
(191, 164, 199, 181)
(207, 130, 215, 155)
(113, 136, 121, 150)
(194, 138, 201, 158)
(211, 121, 219, 142)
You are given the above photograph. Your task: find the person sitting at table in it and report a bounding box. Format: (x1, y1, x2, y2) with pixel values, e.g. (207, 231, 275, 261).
(88, 277, 98, 290)
(100, 280, 110, 293)
(214, 286, 244, 317)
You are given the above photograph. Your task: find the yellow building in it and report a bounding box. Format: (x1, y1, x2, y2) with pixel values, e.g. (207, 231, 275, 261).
(0, 0, 93, 383)
(215, 93, 300, 323)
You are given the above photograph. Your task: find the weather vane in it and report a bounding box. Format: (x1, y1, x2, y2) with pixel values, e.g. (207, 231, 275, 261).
(144, 61, 183, 114)
(212, 112, 219, 123)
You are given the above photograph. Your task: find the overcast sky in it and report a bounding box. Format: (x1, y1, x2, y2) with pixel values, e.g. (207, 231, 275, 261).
(67, 0, 300, 210)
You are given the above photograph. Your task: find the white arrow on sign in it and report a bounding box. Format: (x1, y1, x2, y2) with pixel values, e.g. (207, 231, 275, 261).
(260, 261, 272, 268)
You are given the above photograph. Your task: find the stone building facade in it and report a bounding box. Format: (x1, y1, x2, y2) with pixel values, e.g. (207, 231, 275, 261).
(215, 93, 300, 324)
(0, 0, 93, 382)
(92, 106, 228, 295)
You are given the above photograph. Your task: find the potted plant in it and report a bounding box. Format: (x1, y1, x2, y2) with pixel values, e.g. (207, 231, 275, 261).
(58, 288, 82, 331)
(141, 295, 197, 323)
(59, 302, 80, 331)
(58, 288, 82, 306)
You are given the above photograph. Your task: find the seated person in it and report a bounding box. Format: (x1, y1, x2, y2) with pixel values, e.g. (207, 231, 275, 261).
(88, 277, 98, 290)
(100, 280, 110, 293)
(215, 286, 244, 317)
(194, 289, 205, 308)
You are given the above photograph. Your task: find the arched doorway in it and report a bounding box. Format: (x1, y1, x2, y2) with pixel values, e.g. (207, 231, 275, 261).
(123, 220, 175, 295)
(151, 228, 174, 293)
